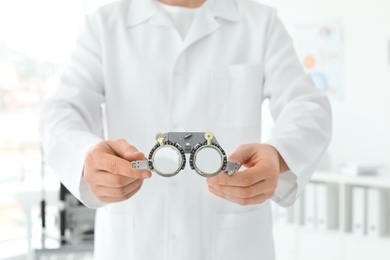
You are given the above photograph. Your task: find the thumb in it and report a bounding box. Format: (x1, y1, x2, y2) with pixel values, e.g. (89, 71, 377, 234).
(106, 139, 147, 162)
(227, 144, 255, 168)
(125, 151, 148, 162)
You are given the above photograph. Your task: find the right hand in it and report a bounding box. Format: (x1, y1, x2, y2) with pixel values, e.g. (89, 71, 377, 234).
(83, 139, 151, 203)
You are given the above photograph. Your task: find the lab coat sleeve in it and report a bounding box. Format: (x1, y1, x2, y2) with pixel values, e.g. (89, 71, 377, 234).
(262, 11, 332, 207)
(39, 15, 106, 208)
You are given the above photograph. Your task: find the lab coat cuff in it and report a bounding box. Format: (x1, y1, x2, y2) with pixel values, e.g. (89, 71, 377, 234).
(80, 177, 107, 209)
(264, 139, 309, 207)
(271, 170, 299, 207)
(45, 131, 106, 208)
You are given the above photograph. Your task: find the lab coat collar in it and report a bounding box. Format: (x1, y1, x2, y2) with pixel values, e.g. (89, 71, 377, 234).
(126, 0, 155, 26)
(207, 0, 240, 22)
(126, 0, 240, 27)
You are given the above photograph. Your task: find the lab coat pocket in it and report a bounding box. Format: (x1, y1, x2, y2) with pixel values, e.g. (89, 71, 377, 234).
(212, 64, 263, 128)
(213, 204, 275, 260)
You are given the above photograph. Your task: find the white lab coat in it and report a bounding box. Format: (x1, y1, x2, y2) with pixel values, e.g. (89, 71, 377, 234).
(39, 0, 332, 259)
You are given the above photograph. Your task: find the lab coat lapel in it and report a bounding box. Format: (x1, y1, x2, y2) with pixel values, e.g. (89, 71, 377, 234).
(126, 0, 175, 28)
(183, 8, 219, 49)
(126, 0, 240, 45)
(183, 0, 240, 49)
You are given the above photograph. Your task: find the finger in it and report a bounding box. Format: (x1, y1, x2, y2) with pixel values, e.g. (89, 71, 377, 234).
(208, 177, 277, 199)
(85, 170, 141, 187)
(207, 165, 267, 187)
(208, 185, 270, 206)
(97, 182, 143, 203)
(91, 179, 143, 198)
(93, 152, 151, 179)
(208, 151, 280, 187)
(206, 144, 262, 187)
(105, 140, 151, 178)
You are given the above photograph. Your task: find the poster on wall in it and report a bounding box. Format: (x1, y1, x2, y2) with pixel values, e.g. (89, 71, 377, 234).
(292, 19, 343, 100)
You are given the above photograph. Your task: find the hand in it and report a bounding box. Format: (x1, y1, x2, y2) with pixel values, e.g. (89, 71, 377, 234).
(206, 143, 288, 206)
(83, 139, 152, 203)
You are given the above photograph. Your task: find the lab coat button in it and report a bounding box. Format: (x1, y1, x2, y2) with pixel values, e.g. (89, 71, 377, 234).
(169, 234, 176, 240)
(173, 70, 180, 77)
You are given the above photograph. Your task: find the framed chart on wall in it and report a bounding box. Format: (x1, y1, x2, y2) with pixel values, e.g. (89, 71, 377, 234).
(292, 19, 344, 101)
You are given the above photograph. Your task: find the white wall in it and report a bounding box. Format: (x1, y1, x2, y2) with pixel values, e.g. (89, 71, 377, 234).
(258, 0, 390, 172)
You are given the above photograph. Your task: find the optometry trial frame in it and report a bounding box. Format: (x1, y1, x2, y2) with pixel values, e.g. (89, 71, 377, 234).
(131, 132, 240, 177)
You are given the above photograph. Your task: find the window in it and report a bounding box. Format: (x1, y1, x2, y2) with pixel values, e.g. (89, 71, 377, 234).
(0, 0, 84, 257)
(0, 0, 83, 182)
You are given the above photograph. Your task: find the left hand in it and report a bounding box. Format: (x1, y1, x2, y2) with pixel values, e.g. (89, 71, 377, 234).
(207, 143, 288, 206)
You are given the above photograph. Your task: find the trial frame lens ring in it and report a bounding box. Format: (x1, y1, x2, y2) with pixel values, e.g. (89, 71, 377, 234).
(193, 145, 224, 177)
(151, 144, 184, 177)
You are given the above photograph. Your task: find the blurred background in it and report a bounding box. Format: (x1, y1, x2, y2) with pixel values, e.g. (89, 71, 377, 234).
(0, 0, 389, 259)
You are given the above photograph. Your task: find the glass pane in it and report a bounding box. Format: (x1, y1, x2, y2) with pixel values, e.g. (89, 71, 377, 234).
(0, 0, 81, 182)
(0, 0, 83, 258)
